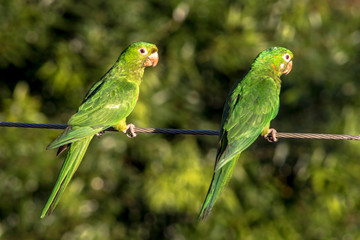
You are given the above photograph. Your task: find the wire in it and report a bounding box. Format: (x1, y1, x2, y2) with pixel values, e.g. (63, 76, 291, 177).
(1, 121, 360, 141)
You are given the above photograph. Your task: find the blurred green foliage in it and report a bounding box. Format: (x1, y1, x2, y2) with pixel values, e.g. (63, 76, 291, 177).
(1, 0, 360, 239)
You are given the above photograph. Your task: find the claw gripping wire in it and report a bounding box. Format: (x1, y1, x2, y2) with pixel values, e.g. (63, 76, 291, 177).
(1, 121, 360, 141)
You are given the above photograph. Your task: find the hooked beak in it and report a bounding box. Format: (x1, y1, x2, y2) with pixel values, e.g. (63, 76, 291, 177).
(282, 60, 293, 75)
(144, 52, 159, 67)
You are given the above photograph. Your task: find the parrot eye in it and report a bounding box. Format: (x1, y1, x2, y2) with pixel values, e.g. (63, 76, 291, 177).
(139, 48, 148, 55)
(283, 53, 291, 62)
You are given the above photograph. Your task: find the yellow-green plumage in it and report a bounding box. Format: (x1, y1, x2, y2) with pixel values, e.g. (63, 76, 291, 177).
(41, 42, 159, 218)
(199, 47, 293, 220)
(42, 136, 93, 216)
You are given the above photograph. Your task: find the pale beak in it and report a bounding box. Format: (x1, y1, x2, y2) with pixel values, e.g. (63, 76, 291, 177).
(144, 52, 159, 67)
(283, 60, 293, 75)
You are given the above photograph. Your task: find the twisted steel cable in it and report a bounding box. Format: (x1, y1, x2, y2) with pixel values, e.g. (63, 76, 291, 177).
(1, 121, 360, 141)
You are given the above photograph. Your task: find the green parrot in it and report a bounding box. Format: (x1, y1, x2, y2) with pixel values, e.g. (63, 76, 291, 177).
(199, 47, 293, 220)
(41, 42, 159, 218)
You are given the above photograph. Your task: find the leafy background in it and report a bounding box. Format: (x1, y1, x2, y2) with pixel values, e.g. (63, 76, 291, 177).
(1, 0, 360, 239)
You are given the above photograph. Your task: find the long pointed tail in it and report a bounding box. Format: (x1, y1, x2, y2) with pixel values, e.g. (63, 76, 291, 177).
(41, 135, 93, 218)
(199, 153, 240, 221)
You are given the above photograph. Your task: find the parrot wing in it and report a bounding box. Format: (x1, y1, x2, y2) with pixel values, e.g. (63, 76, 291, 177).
(47, 79, 139, 149)
(199, 76, 280, 220)
(215, 76, 279, 171)
(69, 78, 138, 127)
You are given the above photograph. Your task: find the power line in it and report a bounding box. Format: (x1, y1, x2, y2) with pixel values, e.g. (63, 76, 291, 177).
(1, 121, 360, 141)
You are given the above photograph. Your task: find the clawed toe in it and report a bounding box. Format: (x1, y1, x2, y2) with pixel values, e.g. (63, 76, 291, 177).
(96, 131, 105, 138)
(123, 123, 137, 138)
(264, 128, 278, 142)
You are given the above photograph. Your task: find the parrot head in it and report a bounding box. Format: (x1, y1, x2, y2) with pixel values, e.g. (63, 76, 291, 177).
(253, 47, 293, 77)
(121, 42, 159, 68)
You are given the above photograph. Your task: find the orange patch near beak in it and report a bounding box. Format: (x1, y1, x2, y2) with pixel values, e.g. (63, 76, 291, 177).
(144, 52, 159, 67)
(283, 60, 293, 75)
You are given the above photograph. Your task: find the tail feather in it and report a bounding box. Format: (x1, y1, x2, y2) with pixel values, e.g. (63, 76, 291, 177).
(47, 126, 103, 150)
(41, 135, 93, 218)
(199, 154, 240, 221)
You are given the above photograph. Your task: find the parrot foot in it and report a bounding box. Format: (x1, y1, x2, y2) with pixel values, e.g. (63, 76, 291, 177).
(264, 128, 278, 142)
(96, 131, 105, 138)
(123, 123, 137, 138)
